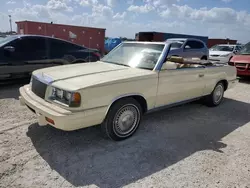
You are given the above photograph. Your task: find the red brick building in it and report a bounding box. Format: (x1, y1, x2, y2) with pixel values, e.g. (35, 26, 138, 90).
(16, 21, 106, 53)
(207, 38, 237, 48)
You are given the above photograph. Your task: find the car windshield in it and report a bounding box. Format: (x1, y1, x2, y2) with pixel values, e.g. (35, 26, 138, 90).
(239, 42, 250, 55)
(100, 43, 165, 70)
(210, 45, 234, 52)
(166, 40, 185, 49)
(0, 35, 18, 47)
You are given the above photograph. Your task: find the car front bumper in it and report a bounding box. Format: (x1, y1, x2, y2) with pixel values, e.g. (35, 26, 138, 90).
(19, 85, 107, 131)
(235, 64, 250, 76)
(209, 56, 230, 64)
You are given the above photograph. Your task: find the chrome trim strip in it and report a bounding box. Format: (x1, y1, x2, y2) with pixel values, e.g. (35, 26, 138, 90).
(147, 97, 201, 114)
(33, 73, 54, 85)
(153, 43, 171, 71)
(164, 67, 206, 71)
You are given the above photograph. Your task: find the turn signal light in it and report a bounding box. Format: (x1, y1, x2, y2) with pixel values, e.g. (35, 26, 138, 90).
(69, 92, 81, 107)
(72, 92, 81, 103)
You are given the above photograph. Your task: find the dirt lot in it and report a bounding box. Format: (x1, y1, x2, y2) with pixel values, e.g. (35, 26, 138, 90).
(0, 79, 250, 188)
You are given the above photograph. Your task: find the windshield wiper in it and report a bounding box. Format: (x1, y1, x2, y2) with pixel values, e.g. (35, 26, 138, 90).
(136, 66, 152, 70)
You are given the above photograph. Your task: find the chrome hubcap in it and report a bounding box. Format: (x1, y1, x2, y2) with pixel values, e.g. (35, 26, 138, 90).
(213, 85, 223, 103)
(113, 104, 139, 136)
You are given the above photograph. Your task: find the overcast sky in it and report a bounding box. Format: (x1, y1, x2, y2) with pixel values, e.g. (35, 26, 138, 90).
(0, 0, 250, 43)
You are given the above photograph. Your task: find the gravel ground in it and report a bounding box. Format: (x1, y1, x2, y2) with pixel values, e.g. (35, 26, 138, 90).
(0, 79, 250, 188)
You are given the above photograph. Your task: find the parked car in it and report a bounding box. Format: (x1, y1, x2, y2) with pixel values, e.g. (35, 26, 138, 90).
(228, 42, 250, 77)
(165, 38, 209, 60)
(19, 41, 237, 141)
(209, 44, 242, 64)
(0, 35, 101, 81)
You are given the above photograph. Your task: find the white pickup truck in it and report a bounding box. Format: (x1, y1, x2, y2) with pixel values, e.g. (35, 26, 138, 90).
(19, 41, 238, 141)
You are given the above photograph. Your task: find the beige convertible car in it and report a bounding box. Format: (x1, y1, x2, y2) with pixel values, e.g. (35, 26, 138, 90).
(19, 41, 238, 141)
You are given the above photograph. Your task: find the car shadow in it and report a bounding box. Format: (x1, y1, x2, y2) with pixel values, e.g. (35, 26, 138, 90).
(26, 98, 250, 188)
(0, 78, 30, 99)
(238, 77, 250, 84)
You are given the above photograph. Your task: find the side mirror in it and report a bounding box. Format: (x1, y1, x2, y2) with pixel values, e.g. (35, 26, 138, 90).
(4, 46, 15, 53)
(161, 61, 177, 70)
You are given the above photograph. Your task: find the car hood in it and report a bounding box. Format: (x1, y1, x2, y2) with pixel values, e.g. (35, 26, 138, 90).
(209, 50, 232, 56)
(33, 61, 156, 90)
(168, 48, 180, 55)
(231, 55, 250, 63)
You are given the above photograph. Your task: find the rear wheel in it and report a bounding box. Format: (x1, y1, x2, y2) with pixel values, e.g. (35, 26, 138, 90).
(204, 82, 225, 107)
(63, 55, 76, 63)
(84, 56, 99, 62)
(101, 98, 142, 141)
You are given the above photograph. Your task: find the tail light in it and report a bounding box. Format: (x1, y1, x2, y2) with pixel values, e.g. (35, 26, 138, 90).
(45, 117, 55, 125)
(93, 52, 101, 58)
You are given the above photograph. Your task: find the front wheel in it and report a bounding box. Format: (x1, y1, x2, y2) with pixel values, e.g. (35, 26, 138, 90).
(204, 82, 225, 107)
(101, 98, 142, 141)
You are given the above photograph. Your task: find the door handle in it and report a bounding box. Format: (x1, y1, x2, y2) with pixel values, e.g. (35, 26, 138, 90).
(198, 74, 204, 77)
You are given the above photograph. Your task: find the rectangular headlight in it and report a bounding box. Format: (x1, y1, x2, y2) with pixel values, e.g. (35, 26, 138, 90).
(50, 87, 81, 107)
(55, 89, 64, 99)
(220, 54, 230, 57)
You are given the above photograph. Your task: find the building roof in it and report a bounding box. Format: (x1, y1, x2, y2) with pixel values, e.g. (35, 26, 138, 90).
(208, 38, 237, 41)
(166, 38, 189, 41)
(137, 31, 208, 38)
(166, 38, 206, 43)
(15, 20, 106, 31)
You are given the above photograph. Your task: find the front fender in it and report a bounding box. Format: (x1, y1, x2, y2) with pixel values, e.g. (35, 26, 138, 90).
(104, 93, 147, 116)
(78, 77, 158, 111)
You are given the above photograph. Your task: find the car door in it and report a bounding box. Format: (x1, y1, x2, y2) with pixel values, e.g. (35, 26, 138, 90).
(18, 37, 51, 72)
(48, 38, 87, 64)
(48, 38, 68, 64)
(1, 36, 48, 77)
(155, 64, 206, 107)
(0, 46, 10, 80)
(182, 40, 203, 58)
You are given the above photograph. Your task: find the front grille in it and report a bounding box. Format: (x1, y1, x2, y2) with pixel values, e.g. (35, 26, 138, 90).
(235, 63, 247, 67)
(31, 77, 47, 99)
(237, 67, 246, 71)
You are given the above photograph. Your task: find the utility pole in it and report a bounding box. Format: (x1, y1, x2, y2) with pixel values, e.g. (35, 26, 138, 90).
(8, 15, 12, 33)
(89, 37, 92, 62)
